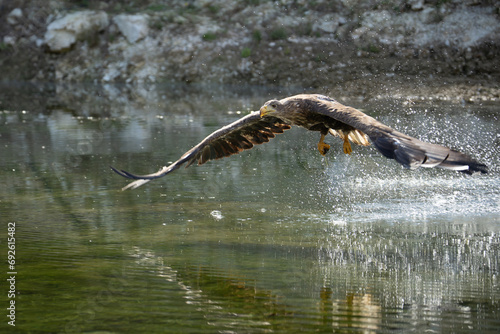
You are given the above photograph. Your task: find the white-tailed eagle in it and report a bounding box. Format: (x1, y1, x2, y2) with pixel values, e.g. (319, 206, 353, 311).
(112, 94, 487, 190)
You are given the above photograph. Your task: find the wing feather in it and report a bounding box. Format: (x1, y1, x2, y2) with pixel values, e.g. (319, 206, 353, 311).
(310, 94, 487, 174)
(111, 111, 291, 190)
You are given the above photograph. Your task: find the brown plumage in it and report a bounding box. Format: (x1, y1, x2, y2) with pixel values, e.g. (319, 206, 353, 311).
(111, 94, 487, 190)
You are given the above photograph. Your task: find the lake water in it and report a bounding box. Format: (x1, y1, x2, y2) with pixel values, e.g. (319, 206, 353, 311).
(1, 82, 499, 333)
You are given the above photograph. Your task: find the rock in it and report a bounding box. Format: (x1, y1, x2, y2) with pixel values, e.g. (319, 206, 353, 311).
(102, 63, 124, 82)
(7, 8, 23, 25)
(44, 11, 109, 52)
(313, 14, 343, 34)
(3, 36, 16, 46)
(113, 14, 149, 44)
(409, 0, 425, 11)
(353, 7, 499, 50)
(413, 9, 500, 48)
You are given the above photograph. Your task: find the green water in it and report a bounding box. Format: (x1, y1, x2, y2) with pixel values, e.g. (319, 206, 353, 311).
(1, 83, 499, 333)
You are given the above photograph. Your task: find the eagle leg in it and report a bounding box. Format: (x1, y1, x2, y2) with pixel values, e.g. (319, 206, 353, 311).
(343, 136, 352, 155)
(317, 133, 330, 156)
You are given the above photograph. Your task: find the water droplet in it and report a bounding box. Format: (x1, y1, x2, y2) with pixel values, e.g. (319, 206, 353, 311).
(210, 210, 224, 220)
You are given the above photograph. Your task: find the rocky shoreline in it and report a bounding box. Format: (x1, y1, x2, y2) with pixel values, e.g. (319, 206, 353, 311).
(1, 0, 499, 98)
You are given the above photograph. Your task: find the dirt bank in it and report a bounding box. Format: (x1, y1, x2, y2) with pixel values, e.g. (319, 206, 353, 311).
(0, 0, 499, 99)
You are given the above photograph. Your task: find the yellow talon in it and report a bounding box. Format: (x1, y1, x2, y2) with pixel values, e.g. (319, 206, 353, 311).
(318, 142, 330, 156)
(343, 136, 352, 155)
(317, 134, 330, 156)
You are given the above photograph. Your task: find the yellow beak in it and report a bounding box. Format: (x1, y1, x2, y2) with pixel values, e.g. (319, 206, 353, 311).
(260, 105, 275, 118)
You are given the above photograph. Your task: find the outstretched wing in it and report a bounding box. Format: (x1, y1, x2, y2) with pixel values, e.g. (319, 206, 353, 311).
(111, 111, 291, 190)
(311, 94, 488, 174)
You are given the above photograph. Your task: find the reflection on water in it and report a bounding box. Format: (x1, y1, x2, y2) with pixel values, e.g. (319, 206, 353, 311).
(1, 82, 499, 333)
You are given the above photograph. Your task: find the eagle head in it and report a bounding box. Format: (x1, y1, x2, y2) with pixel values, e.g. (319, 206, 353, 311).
(260, 99, 283, 118)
